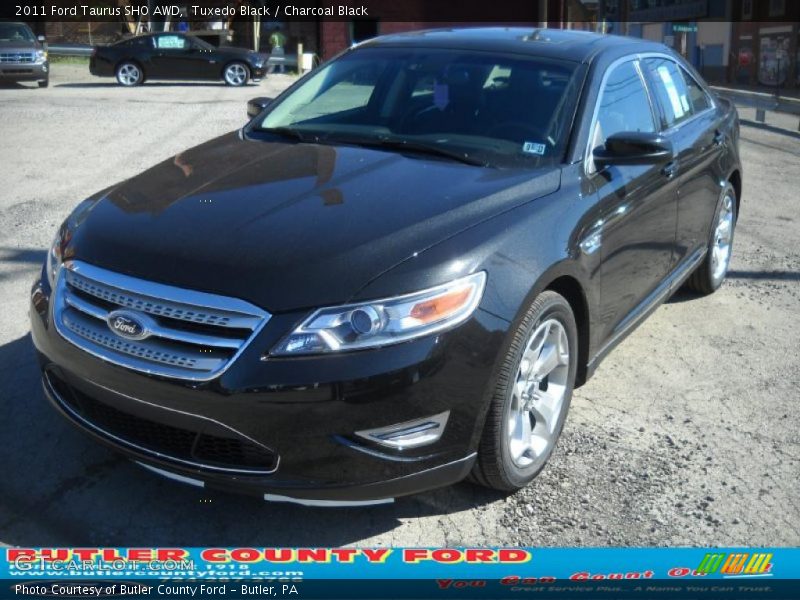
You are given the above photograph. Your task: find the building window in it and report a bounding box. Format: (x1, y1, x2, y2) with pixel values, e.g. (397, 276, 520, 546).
(769, 0, 785, 17)
(742, 0, 753, 20)
(758, 34, 791, 87)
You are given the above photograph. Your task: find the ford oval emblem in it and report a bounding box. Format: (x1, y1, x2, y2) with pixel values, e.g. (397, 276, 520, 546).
(107, 310, 151, 341)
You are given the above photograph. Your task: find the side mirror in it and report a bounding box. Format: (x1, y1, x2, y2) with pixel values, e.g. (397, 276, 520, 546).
(247, 97, 273, 119)
(37, 35, 46, 43)
(593, 131, 674, 169)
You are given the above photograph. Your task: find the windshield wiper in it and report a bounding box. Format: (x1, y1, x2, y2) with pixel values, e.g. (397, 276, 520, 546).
(256, 126, 317, 143)
(334, 136, 488, 167)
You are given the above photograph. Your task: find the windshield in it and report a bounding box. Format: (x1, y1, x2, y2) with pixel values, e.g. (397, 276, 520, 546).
(256, 47, 580, 168)
(189, 36, 215, 50)
(0, 23, 35, 43)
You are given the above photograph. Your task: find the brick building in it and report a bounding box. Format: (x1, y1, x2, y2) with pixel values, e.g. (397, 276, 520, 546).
(729, 0, 799, 90)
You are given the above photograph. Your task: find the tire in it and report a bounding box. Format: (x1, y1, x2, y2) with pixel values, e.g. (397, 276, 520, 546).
(471, 291, 578, 492)
(685, 182, 737, 295)
(38, 77, 49, 88)
(116, 61, 143, 86)
(223, 62, 249, 86)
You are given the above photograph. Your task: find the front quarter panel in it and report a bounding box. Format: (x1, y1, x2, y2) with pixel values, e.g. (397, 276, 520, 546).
(355, 162, 601, 387)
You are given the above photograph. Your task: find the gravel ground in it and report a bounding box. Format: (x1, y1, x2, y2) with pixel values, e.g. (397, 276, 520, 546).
(0, 63, 798, 547)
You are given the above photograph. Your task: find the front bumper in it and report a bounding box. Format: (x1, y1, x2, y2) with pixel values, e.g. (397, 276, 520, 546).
(31, 274, 507, 501)
(0, 61, 48, 82)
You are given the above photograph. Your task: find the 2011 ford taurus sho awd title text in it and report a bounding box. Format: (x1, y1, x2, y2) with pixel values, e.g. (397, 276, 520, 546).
(31, 28, 741, 506)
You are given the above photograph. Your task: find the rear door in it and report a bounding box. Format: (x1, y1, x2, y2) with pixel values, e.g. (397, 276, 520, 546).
(586, 58, 679, 344)
(641, 57, 724, 264)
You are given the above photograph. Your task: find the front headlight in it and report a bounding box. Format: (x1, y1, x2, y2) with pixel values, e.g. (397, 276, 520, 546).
(270, 271, 487, 356)
(35, 49, 47, 63)
(45, 231, 62, 288)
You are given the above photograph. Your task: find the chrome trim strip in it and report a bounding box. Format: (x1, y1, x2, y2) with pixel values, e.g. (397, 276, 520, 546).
(43, 372, 279, 476)
(334, 435, 438, 462)
(263, 494, 394, 507)
(136, 462, 205, 488)
(583, 51, 717, 174)
(65, 291, 242, 349)
(65, 263, 265, 329)
(64, 291, 107, 320)
(61, 309, 226, 373)
(641, 53, 717, 135)
(355, 411, 450, 450)
(53, 260, 271, 381)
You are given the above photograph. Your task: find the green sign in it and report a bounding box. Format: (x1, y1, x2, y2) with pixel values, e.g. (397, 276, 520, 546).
(672, 23, 698, 33)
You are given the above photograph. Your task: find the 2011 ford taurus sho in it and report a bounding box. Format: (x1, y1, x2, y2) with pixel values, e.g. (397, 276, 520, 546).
(31, 28, 741, 505)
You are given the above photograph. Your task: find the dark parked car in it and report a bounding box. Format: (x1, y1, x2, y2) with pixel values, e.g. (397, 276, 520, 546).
(90, 32, 268, 86)
(0, 21, 49, 87)
(32, 28, 741, 505)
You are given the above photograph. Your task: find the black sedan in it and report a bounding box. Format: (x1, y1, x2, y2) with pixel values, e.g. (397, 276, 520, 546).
(90, 32, 268, 86)
(32, 28, 741, 505)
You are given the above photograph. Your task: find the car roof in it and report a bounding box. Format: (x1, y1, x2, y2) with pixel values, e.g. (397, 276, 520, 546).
(360, 27, 670, 64)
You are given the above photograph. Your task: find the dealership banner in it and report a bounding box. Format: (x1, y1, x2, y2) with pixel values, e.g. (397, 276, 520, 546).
(3, 548, 800, 598)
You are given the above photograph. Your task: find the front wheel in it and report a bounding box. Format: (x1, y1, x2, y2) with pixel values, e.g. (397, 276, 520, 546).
(223, 62, 249, 86)
(38, 77, 49, 88)
(685, 182, 737, 295)
(471, 291, 578, 492)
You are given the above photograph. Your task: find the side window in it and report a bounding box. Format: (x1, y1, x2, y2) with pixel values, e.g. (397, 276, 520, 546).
(591, 60, 655, 153)
(643, 58, 694, 128)
(156, 35, 187, 50)
(682, 68, 712, 113)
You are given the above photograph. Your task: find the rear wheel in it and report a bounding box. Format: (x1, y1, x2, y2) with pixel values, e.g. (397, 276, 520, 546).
(224, 62, 249, 86)
(685, 182, 737, 295)
(471, 291, 577, 492)
(116, 61, 143, 86)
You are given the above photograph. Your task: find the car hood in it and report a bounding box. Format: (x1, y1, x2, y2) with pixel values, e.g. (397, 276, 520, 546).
(0, 41, 37, 51)
(217, 46, 263, 60)
(67, 132, 560, 312)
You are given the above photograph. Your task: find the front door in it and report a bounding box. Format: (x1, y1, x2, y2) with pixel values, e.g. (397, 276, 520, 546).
(586, 59, 679, 344)
(150, 34, 210, 80)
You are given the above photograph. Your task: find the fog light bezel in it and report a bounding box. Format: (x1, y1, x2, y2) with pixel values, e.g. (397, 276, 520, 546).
(355, 411, 450, 450)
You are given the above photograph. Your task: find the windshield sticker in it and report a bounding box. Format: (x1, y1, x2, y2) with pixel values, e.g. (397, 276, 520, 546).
(657, 65, 686, 119)
(522, 141, 546, 155)
(433, 82, 449, 110)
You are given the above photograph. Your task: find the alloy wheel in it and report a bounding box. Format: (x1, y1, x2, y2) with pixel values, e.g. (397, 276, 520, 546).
(118, 63, 140, 86)
(225, 64, 248, 86)
(711, 193, 735, 282)
(506, 318, 570, 469)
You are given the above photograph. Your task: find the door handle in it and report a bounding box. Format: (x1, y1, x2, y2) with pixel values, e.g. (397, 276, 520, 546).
(661, 161, 678, 179)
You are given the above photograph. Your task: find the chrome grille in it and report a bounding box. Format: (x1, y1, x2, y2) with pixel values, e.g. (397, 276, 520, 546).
(65, 269, 259, 328)
(0, 52, 35, 63)
(53, 261, 270, 380)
